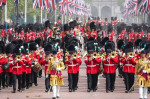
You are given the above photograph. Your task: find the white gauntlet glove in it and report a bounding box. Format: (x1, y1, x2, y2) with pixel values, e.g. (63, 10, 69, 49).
(56, 60, 59, 63)
(143, 70, 147, 73)
(56, 68, 61, 71)
(46, 75, 49, 78)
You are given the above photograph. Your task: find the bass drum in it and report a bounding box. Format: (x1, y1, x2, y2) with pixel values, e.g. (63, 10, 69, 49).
(32, 63, 42, 73)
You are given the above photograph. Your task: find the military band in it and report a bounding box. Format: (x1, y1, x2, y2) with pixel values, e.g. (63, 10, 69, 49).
(0, 17, 150, 99)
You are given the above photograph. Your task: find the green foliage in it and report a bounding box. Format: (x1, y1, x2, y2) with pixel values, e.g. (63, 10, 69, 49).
(117, 0, 125, 8)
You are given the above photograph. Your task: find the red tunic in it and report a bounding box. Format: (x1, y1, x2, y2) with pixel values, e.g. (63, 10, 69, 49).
(12, 60, 24, 75)
(0, 58, 4, 73)
(121, 57, 136, 73)
(5, 56, 13, 73)
(103, 55, 119, 73)
(65, 56, 82, 74)
(84, 56, 101, 74)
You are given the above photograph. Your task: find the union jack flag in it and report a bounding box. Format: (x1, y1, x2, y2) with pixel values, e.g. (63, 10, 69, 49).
(33, 0, 40, 9)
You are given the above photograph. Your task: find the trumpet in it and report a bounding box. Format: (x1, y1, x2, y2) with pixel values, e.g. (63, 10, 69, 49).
(127, 52, 134, 58)
(91, 52, 98, 59)
(49, 54, 53, 59)
(15, 55, 22, 61)
(110, 51, 117, 58)
(72, 53, 77, 59)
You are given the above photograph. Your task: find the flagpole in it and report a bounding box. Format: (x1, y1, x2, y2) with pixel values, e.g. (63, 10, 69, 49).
(5, 2, 7, 31)
(65, 14, 66, 24)
(55, 7, 57, 22)
(5, 2, 7, 22)
(25, 0, 27, 24)
(62, 14, 63, 24)
(41, 8, 43, 24)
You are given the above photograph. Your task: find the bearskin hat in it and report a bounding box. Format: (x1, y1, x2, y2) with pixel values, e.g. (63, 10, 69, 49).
(135, 39, 142, 48)
(13, 45, 22, 55)
(102, 37, 109, 47)
(5, 43, 15, 54)
(117, 40, 124, 49)
(29, 42, 37, 51)
(69, 21, 74, 29)
(105, 41, 114, 53)
(90, 22, 96, 31)
(35, 38, 43, 47)
(64, 24, 69, 31)
(123, 42, 133, 53)
(45, 20, 50, 28)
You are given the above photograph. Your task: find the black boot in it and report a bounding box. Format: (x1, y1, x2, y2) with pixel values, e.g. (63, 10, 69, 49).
(11, 90, 16, 93)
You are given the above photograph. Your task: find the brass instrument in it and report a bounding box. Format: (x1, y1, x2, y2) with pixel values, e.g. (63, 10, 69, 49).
(120, 53, 126, 58)
(49, 54, 53, 59)
(110, 51, 117, 58)
(15, 55, 22, 61)
(127, 52, 134, 58)
(148, 53, 150, 58)
(92, 52, 98, 59)
(72, 53, 77, 59)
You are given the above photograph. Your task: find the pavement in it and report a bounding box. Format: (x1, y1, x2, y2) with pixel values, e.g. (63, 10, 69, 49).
(0, 60, 150, 99)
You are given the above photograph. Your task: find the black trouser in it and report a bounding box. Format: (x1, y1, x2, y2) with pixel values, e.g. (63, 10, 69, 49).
(26, 73, 31, 88)
(0, 73, 2, 88)
(105, 73, 116, 91)
(6, 72, 13, 86)
(68, 73, 76, 90)
(2, 37, 6, 43)
(74, 71, 79, 88)
(31, 69, 37, 85)
(22, 72, 26, 89)
(118, 65, 123, 76)
(12, 74, 22, 91)
(124, 73, 134, 91)
(45, 74, 50, 90)
(87, 73, 98, 90)
(2, 72, 6, 87)
(39, 70, 42, 77)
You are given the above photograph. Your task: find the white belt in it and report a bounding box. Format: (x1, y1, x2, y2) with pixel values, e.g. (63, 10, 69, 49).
(124, 64, 132, 66)
(26, 66, 30, 68)
(104, 64, 114, 66)
(68, 65, 76, 67)
(13, 66, 21, 68)
(87, 65, 96, 67)
(45, 65, 48, 67)
(9, 62, 13, 64)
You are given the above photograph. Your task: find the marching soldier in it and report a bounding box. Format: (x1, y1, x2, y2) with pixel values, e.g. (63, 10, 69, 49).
(29, 42, 39, 86)
(103, 41, 118, 93)
(88, 22, 97, 39)
(121, 42, 136, 93)
(12, 45, 24, 93)
(5, 43, 14, 88)
(84, 39, 101, 92)
(135, 43, 150, 99)
(42, 43, 52, 92)
(65, 43, 81, 92)
(23, 43, 32, 89)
